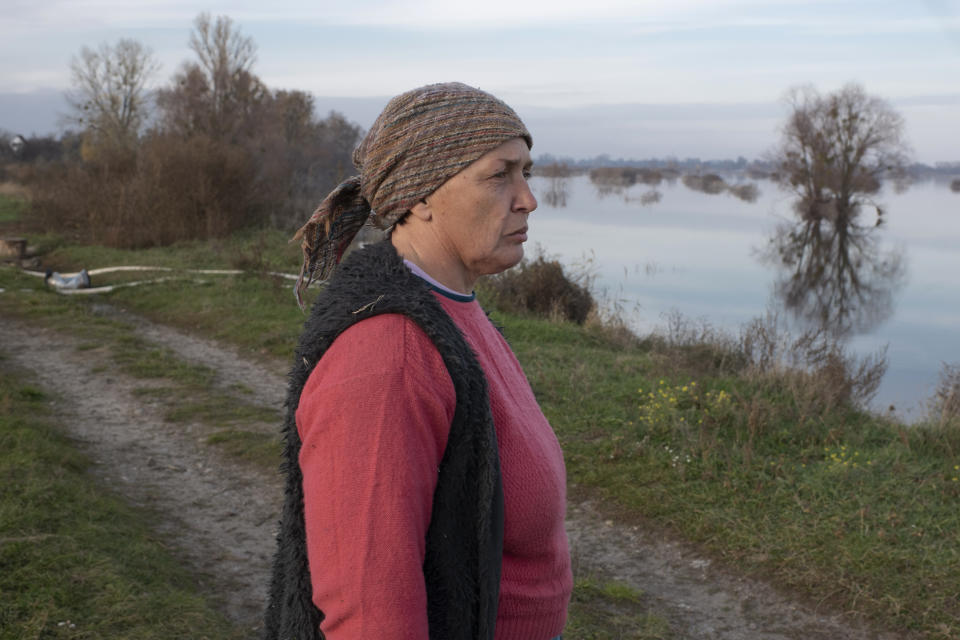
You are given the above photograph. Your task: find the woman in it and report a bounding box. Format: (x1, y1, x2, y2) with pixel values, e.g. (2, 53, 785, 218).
(263, 82, 572, 640)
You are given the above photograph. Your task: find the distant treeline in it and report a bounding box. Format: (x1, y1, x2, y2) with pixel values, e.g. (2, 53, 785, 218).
(534, 153, 960, 182)
(0, 14, 363, 248)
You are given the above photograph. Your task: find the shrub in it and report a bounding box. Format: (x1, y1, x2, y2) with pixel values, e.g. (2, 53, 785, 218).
(589, 167, 662, 190)
(727, 183, 759, 202)
(681, 172, 727, 195)
(738, 310, 887, 418)
(951, 178, 960, 193)
(482, 256, 595, 324)
(28, 134, 261, 248)
(535, 163, 572, 178)
(646, 309, 888, 427)
(651, 310, 747, 378)
(928, 363, 960, 427)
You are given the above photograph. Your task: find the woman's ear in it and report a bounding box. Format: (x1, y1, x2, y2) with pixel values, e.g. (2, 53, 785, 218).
(409, 197, 432, 222)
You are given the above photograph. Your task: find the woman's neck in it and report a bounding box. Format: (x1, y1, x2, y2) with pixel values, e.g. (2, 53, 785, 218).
(390, 226, 475, 293)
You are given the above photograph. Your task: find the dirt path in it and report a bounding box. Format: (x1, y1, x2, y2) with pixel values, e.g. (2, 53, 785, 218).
(0, 311, 902, 639)
(1, 316, 282, 637)
(566, 500, 899, 639)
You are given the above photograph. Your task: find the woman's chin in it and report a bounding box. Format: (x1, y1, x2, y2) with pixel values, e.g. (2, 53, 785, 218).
(496, 247, 525, 275)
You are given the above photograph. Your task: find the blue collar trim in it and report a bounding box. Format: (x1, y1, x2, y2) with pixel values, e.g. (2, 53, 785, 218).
(420, 279, 476, 302)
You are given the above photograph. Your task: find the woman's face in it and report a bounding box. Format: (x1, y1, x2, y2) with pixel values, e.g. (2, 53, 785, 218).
(420, 137, 537, 288)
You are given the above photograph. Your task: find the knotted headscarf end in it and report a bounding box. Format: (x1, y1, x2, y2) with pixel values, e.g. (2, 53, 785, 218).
(292, 176, 367, 309)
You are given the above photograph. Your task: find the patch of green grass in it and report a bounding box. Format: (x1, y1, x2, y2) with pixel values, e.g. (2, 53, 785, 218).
(108, 275, 305, 360)
(113, 335, 216, 385)
(38, 228, 302, 274)
(566, 575, 672, 639)
(165, 397, 280, 428)
(206, 430, 282, 467)
(229, 382, 256, 396)
(0, 360, 245, 640)
(0, 193, 27, 223)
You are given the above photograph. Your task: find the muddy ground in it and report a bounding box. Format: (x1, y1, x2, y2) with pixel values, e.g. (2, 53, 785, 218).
(0, 308, 902, 639)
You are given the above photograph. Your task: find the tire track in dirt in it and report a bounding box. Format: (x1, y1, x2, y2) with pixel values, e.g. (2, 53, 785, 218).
(0, 310, 905, 639)
(1, 317, 281, 638)
(87, 302, 288, 413)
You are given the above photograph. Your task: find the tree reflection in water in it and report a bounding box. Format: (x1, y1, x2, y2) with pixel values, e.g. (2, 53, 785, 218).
(764, 83, 911, 338)
(537, 163, 572, 207)
(761, 198, 906, 338)
(588, 167, 664, 205)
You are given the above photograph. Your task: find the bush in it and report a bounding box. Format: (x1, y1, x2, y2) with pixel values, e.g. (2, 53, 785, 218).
(482, 256, 595, 324)
(928, 363, 960, 427)
(28, 134, 261, 248)
(727, 182, 759, 202)
(589, 167, 662, 190)
(951, 178, 960, 193)
(652, 310, 747, 377)
(646, 309, 887, 425)
(681, 172, 727, 194)
(737, 310, 887, 420)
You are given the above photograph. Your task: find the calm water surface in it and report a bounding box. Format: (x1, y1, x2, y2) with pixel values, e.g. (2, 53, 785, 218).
(526, 174, 960, 421)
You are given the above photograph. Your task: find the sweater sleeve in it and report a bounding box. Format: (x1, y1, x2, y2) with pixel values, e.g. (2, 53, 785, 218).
(295, 313, 455, 639)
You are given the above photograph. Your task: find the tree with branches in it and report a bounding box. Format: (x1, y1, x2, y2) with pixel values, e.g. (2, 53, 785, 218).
(772, 83, 910, 225)
(66, 39, 159, 148)
(157, 13, 266, 141)
(764, 84, 911, 337)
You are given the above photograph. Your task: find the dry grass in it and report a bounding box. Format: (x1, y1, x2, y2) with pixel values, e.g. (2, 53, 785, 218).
(928, 362, 960, 428)
(0, 181, 31, 199)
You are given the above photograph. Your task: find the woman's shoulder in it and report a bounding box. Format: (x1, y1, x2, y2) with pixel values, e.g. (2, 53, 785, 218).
(313, 313, 449, 387)
(339, 313, 439, 357)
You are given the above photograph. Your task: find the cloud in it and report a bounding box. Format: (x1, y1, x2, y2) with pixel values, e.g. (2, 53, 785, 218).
(4, 0, 828, 30)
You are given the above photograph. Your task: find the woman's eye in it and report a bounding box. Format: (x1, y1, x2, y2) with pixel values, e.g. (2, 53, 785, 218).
(522, 170, 532, 180)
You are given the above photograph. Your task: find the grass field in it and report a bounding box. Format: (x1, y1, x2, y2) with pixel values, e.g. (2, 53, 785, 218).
(2, 230, 959, 637)
(0, 193, 27, 223)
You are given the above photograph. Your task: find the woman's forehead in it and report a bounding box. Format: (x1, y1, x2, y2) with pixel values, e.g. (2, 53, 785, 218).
(474, 138, 532, 166)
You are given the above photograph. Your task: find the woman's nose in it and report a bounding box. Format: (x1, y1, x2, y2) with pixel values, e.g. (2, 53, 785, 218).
(515, 179, 537, 214)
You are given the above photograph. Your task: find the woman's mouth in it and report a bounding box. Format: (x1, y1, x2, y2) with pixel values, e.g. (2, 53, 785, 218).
(508, 226, 528, 241)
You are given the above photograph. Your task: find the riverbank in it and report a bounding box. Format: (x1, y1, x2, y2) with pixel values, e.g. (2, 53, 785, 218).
(1, 227, 957, 638)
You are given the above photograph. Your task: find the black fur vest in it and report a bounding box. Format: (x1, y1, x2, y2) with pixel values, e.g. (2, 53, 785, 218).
(262, 240, 504, 640)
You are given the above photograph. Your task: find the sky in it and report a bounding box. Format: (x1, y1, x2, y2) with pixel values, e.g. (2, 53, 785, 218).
(2, 0, 959, 162)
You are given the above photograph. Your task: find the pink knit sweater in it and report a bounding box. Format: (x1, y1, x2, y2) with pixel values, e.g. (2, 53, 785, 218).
(296, 289, 572, 639)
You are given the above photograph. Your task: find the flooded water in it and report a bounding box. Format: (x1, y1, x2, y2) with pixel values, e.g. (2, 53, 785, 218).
(526, 173, 960, 421)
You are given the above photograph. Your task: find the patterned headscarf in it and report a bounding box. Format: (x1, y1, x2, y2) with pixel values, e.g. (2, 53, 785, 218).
(292, 82, 531, 308)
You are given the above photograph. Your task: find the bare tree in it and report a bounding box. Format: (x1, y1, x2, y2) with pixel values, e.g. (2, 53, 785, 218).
(157, 13, 266, 141)
(65, 39, 159, 147)
(772, 83, 910, 225)
(764, 84, 911, 338)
